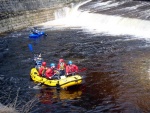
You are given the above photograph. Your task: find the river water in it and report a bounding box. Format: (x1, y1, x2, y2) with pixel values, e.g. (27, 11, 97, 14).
(1, 0, 150, 113)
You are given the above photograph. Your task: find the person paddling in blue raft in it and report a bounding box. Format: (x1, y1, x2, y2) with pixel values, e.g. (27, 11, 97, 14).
(31, 27, 47, 36)
(31, 27, 40, 35)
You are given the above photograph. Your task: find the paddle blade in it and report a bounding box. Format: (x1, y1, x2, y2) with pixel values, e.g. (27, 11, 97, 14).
(78, 68, 87, 72)
(28, 44, 33, 52)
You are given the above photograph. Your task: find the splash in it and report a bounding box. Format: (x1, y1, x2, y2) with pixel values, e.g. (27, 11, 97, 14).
(40, 0, 150, 39)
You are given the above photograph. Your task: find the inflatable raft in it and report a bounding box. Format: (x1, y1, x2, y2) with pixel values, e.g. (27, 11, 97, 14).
(29, 31, 46, 38)
(30, 68, 82, 89)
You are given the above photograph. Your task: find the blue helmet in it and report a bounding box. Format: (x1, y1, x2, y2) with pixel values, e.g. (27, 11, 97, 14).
(68, 60, 72, 65)
(50, 63, 55, 67)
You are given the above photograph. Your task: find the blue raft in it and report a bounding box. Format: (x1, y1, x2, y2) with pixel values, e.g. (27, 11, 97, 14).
(29, 31, 46, 38)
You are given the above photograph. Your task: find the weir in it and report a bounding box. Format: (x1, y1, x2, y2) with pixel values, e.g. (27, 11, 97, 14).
(0, 0, 84, 34)
(1, 0, 150, 38)
(43, 10, 150, 38)
(41, 0, 150, 39)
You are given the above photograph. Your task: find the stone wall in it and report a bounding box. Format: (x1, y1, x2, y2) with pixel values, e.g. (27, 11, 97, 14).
(0, 0, 83, 33)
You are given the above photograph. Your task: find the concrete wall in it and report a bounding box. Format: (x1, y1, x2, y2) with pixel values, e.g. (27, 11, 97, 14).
(0, 0, 83, 33)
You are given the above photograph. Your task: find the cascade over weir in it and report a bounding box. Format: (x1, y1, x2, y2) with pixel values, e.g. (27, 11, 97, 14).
(0, 0, 84, 33)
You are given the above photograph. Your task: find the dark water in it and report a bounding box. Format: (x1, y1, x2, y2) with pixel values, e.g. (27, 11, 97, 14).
(1, 28, 150, 113)
(1, 0, 150, 113)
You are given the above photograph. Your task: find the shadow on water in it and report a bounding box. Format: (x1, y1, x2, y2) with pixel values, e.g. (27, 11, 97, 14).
(72, 71, 122, 112)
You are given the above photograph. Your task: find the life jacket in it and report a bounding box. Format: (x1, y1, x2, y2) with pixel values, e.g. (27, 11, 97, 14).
(46, 67, 58, 78)
(58, 62, 66, 70)
(45, 68, 53, 78)
(60, 63, 65, 70)
(66, 64, 78, 74)
(39, 66, 47, 76)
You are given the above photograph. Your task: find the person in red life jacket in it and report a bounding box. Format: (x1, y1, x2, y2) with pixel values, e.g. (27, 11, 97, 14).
(46, 63, 60, 79)
(66, 60, 79, 76)
(39, 62, 47, 76)
(57, 59, 67, 76)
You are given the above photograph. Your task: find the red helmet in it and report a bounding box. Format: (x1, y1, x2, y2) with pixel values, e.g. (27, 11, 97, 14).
(59, 59, 64, 63)
(42, 62, 46, 66)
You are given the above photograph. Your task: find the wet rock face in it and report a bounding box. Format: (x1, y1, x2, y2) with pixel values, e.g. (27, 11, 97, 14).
(0, 0, 83, 33)
(0, 0, 60, 20)
(0, 0, 78, 20)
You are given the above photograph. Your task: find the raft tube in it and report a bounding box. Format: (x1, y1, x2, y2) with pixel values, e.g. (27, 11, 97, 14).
(30, 68, 83, 89)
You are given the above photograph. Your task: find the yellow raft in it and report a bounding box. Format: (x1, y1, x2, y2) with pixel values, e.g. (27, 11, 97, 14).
(30, 68, 83, 89)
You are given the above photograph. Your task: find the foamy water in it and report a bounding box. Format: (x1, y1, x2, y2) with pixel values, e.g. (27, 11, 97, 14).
(40, 0, 150, 39)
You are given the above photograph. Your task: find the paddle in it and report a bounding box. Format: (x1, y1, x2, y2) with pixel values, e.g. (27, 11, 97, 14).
(28, 43, 33, 53)
(28, 43, 37, 65)
(78, 68, 87, 72)
(56, 81, 60, 90)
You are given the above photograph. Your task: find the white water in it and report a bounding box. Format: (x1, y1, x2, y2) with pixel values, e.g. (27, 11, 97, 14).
(40, 0, 150, 39)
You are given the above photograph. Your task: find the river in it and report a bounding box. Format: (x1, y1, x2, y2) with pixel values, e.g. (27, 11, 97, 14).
(1, 0, 150, 113)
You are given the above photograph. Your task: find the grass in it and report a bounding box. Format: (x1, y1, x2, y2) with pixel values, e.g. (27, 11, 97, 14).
(0, 104, 18, 113)
(0, 97, 19, 113)
(0, 88, 39, 113)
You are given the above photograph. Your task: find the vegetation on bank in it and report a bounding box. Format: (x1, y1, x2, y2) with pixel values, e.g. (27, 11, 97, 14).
(0, 104, 18, 113)
(0, 88, 38, 113)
